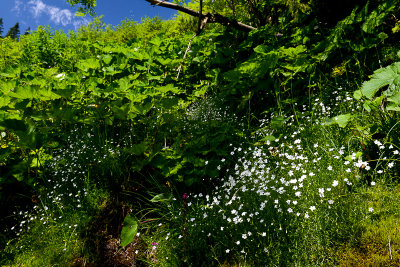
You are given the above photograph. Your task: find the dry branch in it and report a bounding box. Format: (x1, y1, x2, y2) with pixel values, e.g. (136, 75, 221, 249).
(145, 0, 256, 32)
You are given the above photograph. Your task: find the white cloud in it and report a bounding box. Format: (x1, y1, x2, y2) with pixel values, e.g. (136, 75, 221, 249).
(29, 0, 47, 18)
(12, 0, 23, 15)
(14, 0, 89, 29)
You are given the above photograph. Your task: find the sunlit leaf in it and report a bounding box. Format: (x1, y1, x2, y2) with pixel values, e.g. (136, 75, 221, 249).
(361, 62, 400, 99)
(150, 193, 172, 203)
(333, 114, 352, 128)
(102, 54, 113, 65)
(120, 214, 138, 248)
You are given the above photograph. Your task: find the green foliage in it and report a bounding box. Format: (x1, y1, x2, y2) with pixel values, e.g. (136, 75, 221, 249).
(3, 0, 400, 265)
(66, 0, 96, 15)
(150, 193, 173, 203)
(120, 214, 139, 247)
(326, 114, 353, 128)
(354, 62, 400, 111)
(149, 109, 373, 265)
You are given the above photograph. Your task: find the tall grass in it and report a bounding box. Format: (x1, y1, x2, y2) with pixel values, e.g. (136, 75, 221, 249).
(139, 86, 400, 266)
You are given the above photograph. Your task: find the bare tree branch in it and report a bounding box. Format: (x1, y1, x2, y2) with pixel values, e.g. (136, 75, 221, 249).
(145, 0, 256, 32)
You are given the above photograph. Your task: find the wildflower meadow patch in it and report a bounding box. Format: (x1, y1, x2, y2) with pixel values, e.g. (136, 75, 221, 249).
(2, 1, 400, 265)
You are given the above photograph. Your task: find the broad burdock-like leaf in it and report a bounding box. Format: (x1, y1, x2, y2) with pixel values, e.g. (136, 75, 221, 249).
(334, 114, 353, 128)
(325, 114, 353, 128)
(76, 58, 101, 72)
(356, 62, 400, 100)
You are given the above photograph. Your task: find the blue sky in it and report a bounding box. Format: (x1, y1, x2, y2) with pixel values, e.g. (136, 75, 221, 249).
(0, 0, 178, 35)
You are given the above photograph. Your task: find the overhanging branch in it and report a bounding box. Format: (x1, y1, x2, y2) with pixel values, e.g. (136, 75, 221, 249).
(145, 0, 256, 32)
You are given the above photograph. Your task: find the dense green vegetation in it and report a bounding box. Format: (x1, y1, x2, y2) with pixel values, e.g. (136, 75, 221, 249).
(1, 0, 400, 265)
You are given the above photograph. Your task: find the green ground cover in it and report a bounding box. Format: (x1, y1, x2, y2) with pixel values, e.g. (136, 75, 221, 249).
(1, 0, 400, 265)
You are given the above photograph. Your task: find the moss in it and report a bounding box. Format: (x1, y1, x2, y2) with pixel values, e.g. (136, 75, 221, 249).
(335, 189, 400, 266)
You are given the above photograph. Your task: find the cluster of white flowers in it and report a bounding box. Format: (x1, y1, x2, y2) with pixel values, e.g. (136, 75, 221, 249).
(182, 128, 357, 255)
(6, 125, 129, 245)
(185, 96, 245, 133)
(175, 87, 396, 258)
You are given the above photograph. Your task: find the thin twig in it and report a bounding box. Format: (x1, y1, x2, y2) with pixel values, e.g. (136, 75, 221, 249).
(176, 33, 196, 79)
(389, 236, 393, 260)
(176, 16, 209, 79)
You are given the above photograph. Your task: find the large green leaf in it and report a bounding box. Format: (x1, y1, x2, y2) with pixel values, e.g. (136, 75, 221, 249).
(130, 102, 153, 115)
(0, 80, 16, 94)
(361, 1, 396, 33)
(0, 96, 11, 108)
(39, 88, 61, 100)
(9, 86, 37, 99)
(279, 45, 307, 59)
(0, 66, 21, 78)
(157, 84, 181, 94)
(333, 114, 352, 128)
(102, 54, 113, 65)
(117, 77, 132, 91)
(129, 141, 148, 155)
(362, 95, 384, 112)
(361, 62, 400, 99)
(388, 89, 400, 105)
(120, 214, 138, 248)
(270, 116, 286, 130)
(240, 52, 278, 75)
(353, 89, 362, 100)
(160, 97, 179, 109)
(386, 103, 400, 111)
(76, 58, 101, 72)
(253, 44, 270, 55)
(126, 51, 145, 61)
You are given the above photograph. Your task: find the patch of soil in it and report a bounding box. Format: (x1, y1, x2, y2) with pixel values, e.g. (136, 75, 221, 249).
(77, 199, 147, 267)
